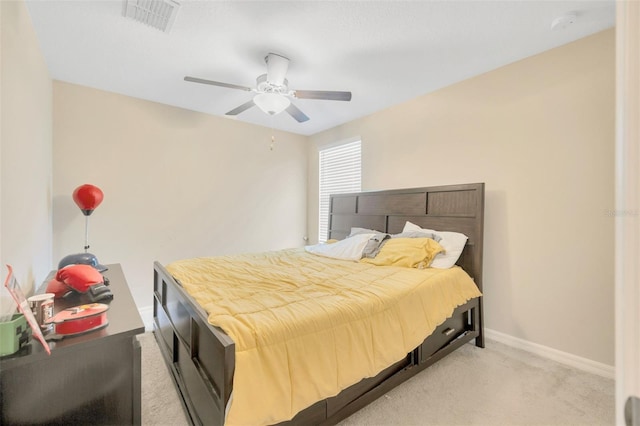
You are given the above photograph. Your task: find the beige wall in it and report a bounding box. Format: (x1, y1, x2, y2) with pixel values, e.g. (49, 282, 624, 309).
(0, 0, 53, 314)
(308, 30, 615, 366)
(53, 82, 308, 308)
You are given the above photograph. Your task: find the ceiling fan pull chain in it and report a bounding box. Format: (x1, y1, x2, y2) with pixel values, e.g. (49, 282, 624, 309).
(269, 116, 275, 151)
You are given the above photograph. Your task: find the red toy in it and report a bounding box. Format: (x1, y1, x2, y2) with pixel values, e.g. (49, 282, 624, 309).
(46, 264, 104, 298)
(45, 303, 109, 336)
(72, 184, 104, 216)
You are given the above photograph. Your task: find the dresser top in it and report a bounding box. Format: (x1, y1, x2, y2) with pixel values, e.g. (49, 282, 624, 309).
(0, 264, 144, 367)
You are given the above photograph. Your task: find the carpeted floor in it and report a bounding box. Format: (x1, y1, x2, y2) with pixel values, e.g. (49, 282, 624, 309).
(140, 332, 614, 425)
(140, 332, 190, 426)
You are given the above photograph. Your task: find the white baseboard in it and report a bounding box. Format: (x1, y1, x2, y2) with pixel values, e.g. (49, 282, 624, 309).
(485, 328, 615, 379)
(138, 305, 154, 332)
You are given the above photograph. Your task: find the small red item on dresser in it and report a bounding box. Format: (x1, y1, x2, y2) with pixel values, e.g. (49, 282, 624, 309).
(56, 264, 103, 292)
(46, 264, 105, 298)
(45, 303, 109, 336)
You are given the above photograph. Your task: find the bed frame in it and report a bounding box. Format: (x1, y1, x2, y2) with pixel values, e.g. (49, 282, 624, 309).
(153, 182, 485, 425)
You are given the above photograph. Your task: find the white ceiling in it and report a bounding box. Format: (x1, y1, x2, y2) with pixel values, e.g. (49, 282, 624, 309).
(26, 0, 615, 136)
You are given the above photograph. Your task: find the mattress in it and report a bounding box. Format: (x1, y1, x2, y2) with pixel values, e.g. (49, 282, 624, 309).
(166, 248, 481, 425)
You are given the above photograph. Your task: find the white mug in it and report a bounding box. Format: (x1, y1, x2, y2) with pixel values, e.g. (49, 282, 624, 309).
(28, 293, 55, 332)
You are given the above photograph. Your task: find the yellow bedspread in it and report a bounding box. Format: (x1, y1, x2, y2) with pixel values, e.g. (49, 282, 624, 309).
(166, 248, 481, 425)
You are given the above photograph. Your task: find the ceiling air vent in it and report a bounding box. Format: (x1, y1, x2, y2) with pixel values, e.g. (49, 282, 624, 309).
(122, 0, 181, 33)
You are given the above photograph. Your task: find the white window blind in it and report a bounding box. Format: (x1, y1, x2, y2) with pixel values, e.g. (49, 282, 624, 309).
(318, 140, 361, 242)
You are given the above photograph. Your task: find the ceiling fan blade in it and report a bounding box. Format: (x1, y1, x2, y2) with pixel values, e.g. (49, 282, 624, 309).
(286, 103, 310, 123)
(226, 99, 255, 116)
(293, 90, 352, 101)
(265, 53, 289, 86)
(184, 76, 253, 92)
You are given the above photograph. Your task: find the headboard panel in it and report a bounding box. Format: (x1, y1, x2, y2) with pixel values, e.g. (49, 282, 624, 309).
(328, 183, 485, 292)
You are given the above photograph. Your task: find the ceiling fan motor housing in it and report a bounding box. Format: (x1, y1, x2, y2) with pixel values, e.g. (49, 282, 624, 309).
(256, 74, 289, 95)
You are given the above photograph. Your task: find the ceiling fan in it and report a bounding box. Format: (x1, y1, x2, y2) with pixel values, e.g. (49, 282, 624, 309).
(184, 53, 352, 123)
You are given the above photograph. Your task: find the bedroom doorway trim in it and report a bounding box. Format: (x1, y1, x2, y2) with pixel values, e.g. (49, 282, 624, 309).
(615, 1, 640, 424)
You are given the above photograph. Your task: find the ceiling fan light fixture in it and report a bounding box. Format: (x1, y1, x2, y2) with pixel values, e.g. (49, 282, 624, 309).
(253, 93, 290, 116)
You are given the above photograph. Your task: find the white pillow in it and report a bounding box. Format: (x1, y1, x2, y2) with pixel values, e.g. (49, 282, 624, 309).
(305, 233, 376, 261)
(403, 221, 468, 269)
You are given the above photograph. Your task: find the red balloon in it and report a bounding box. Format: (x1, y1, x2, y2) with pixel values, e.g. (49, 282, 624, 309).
(73, 184, 104, 216)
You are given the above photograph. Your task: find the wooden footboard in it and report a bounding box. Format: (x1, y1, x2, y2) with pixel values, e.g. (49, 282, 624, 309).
(153, 261, 234, 425)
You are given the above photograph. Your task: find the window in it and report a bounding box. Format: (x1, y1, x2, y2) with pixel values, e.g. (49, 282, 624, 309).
(318, 140, 361, 242)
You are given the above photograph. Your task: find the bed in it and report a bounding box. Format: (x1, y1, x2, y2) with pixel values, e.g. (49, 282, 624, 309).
(153, 182, 485, 425)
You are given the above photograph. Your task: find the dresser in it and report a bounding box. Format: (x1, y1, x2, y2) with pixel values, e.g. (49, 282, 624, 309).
(0, 264, 144, 425)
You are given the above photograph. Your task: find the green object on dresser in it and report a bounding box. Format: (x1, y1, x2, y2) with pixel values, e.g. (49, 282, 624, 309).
(0, 314, 30, 356)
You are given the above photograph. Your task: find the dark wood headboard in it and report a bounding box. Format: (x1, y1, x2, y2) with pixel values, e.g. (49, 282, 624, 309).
(328, 183, 485, 293)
